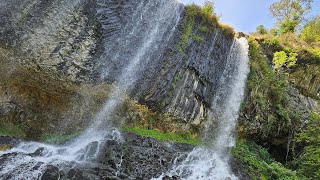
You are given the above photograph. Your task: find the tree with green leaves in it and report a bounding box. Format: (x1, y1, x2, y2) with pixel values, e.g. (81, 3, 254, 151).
(269, 0, 313, 34)
(300, 15, 320, 44)
(256, 25, 268, 35)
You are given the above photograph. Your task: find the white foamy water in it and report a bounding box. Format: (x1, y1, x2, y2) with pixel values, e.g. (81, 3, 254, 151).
(155, 37, 250, 180)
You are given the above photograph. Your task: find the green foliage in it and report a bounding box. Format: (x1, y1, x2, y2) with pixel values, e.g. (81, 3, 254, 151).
(192, 34, 204, 43)
(279, 17, 299, 34)
(261, 37, 282, 51)
(233, 139, 303, 180)
(0, 122, 26, 138)
(273, 51, 288, 68)
(273, 51, 297, 69)
(269, 0, 313, 34)
(270, 28, 278, 36)
(179, 3, 234, 51)
(201, 1, 214, 16)
(199, 25, 209, 33)
(256, 25, 268, 35)
(301, 16, 320, 44)
(239, 39, 291, 138)
(123, 127, 200, 145)
(295, 112, 320, 179)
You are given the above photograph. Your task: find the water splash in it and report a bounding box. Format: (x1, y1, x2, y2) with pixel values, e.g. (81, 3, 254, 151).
(155, 37, 250, 180)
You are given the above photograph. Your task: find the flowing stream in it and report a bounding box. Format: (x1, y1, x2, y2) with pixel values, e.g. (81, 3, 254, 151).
(155, 37, 250, 180)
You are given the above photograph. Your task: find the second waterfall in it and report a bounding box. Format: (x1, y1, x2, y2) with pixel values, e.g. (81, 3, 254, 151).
(156, 37, 250, 180)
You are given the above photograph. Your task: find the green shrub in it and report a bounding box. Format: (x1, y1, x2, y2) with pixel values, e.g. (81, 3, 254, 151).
(201, 1, 214, 16)
(256, 25, 268, 35)
(295, 112, 320, 179)
(233, 139, 303, 180)
(261, 37, 282, 51)
(192, 34, 204, 43)
(179, 3, 234, 51)
(273, 51, 288, 69)
(239, 39, 291, 138)
(273, 51, 297, 69)
(300, 16, 320, 44)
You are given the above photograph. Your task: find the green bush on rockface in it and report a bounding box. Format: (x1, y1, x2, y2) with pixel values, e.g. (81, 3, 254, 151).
(239, 38, 291, 139)
(233, 139, 303, 180)
(300, 16, 320, 44)
(273, 51, 297, 69)
(295, 112, 320, 180)
(179, 3, 234, 51)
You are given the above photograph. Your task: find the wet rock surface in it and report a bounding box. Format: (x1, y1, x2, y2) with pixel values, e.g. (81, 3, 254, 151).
(0, 132, 193, 180)
(97, 132, 193, 179)
(0, 136, 19, 148)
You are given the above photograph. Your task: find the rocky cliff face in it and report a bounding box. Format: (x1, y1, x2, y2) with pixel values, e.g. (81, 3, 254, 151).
(0, 0, 236, 137)
(238, 38, 320, 162)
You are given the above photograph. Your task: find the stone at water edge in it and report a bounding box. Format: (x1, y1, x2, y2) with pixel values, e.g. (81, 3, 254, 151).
(0, 136, 19, 151)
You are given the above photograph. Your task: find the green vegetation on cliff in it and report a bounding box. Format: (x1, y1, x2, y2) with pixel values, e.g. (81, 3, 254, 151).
(294, 112, 320, 179)
(239, 38, 291, 141)
(233, 140, 302, 180)
(123, 127, 200, 145)
(179, 3, 234, 51)
(240, 21, 320, 178)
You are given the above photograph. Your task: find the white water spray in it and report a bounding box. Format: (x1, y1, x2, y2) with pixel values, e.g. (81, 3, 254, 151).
(155, 37, 250, 180)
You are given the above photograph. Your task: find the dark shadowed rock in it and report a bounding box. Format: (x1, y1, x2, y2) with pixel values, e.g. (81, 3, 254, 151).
(0, 136, 19, 147)
(42, 165, 60, 180)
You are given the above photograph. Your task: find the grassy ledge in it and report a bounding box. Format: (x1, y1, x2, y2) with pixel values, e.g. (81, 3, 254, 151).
(39, 131, 82, 145)
(123, 127, 200, 146)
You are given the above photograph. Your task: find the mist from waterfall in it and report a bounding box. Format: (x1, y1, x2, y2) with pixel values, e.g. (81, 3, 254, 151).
(0, 0, 182, 179)
(155, 37, 250, 180)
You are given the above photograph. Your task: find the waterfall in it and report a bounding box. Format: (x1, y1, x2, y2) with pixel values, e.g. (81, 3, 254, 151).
(0, 0, 181, 179)
(155, 37, 250, 180)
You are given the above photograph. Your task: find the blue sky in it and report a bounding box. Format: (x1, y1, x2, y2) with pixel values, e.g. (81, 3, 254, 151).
(180, 0, 320, 33)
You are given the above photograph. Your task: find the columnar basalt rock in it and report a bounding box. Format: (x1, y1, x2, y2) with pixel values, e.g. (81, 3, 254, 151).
(0, 0, 236, 135)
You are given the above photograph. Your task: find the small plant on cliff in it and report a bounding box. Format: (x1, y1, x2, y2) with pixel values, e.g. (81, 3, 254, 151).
(295, 112, 320, 179)
(273, 51, 297, 69)
(201, 1, 214, 16)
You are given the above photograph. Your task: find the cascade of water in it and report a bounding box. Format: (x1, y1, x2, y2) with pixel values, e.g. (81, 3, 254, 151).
(0, 0, 182, 178)
(155, 37, 250, 180)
